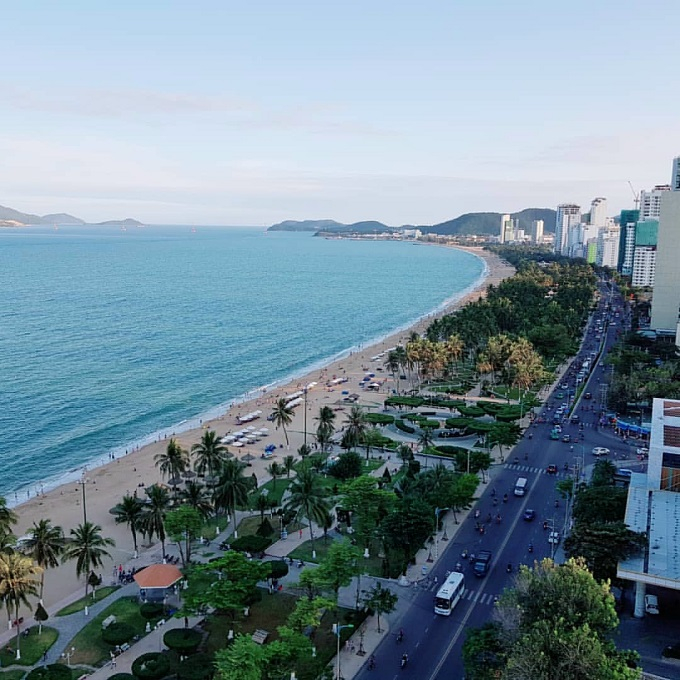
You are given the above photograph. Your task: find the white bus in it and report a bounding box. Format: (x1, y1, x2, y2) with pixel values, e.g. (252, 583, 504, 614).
(434, 572, 465, 616)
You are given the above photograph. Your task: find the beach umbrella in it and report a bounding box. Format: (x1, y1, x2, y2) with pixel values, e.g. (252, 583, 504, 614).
(168, 476, 184, 487)
(242, 453, 255, 463)
(183, 470, 197, 479)
(259, 427, 269, 433)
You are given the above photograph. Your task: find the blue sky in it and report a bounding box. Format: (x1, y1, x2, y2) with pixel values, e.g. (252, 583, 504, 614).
(1, 0, 678, 225)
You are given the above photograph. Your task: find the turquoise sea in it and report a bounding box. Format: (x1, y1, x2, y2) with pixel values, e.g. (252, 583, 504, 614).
(0, 225, 485, 501)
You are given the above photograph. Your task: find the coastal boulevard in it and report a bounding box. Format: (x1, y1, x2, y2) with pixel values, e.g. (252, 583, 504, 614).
(355, 283, 638, 679)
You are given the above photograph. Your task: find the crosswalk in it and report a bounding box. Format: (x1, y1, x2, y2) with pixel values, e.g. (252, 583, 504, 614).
(504, 463, 567, 476)
(462, 589, 497, 606)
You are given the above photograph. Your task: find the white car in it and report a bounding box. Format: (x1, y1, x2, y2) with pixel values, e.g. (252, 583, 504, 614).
(637, 447, 649, 457)
(548, 531, 561, 545)
(592, 447, 610, 457)
(645, 594, 659, 615)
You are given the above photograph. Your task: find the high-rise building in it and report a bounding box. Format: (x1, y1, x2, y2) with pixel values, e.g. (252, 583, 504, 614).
(640, 185, 671, 220)
(530, 220, 544, 244)
(617, 208, 640, 274)
(590, 197, 608, 227)
(673, 157, 680, 191)
(596, 226, 620, 268)
(650, 159, 680, 332)
(554, 204, 581, 254)
(631, 221, 658, 287)
(500, 214, 514, 243)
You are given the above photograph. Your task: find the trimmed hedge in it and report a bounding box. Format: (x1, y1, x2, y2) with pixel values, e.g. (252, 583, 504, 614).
(363, 413, 395, 425)
(163, 628, 202, 654)
(384, 396, 424, 407)
(267, 560, 289, 580)
(102, 621, 136, 646)
(132, 652, 171, 679)
(26, 666, 71, 680)
(110, 675, 136, 680)
(395, 419, 415, 434)
(456, 405, 485, 417)
(140, 602, 165, 620)
(229, 535, 272, 553)
(445, 417, 471, 429)
(178, 652, 215, 679)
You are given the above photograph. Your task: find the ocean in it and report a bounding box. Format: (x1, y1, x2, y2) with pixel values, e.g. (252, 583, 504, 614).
(0, 225, 485, 501)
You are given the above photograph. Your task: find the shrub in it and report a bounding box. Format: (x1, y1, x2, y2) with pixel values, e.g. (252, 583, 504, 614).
(456, 405, 485, 417)
(131, 652, 171, 679)
(229, 535, 272, 553)
(178, 652, 215, 679)
(102, 621, 136, 646)
(140, 602, 164, 620)
(163, 628, 202, 654)
(267, 560, 289, 580)
(363, 413, 394, 425)
(328, 451, 362, 480)
(26, 665, 71, 680)
(420, 419, 440, 429)
(256, 518, 275, 537)
(445, 417, 471, 429)
(110, 675, 136, 680)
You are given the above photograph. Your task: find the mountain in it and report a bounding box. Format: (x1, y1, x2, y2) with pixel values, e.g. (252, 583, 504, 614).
(42, 213, 85, 224)
(428, 208, 556, 236)
(268, 208, 556, 236)
(93, 218, 144, 227)
(0, 205, 43, 225)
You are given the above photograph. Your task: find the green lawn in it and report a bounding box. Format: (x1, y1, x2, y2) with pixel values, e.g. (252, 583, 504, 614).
(203, 592, 364, 680)
(256, 477, 292, 506)
(0, 626, 59, 667)
(66, 596, 160, 667)
(56, 586, 121, 617)
(287, 537, 385, 576)
(0, 671, 25, 680)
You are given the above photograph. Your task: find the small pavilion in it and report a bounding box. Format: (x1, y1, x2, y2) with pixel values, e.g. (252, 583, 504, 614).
(133, 563, 183, 602)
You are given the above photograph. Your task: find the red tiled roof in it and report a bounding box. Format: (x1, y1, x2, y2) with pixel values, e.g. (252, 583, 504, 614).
(133, 564, 183, 589)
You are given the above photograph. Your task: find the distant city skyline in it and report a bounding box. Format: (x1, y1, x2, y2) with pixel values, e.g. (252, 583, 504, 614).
(1, 1, 679, 225)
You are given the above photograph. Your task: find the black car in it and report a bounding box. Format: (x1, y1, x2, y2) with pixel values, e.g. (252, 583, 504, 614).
(523, 509, 536, 521)
(584, 392, 592, 400)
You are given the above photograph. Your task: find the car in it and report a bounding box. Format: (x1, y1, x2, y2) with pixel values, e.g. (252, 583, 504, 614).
(561, 383, 569, 390)
(570, 414, 580, 424)
(592, 447, 610, 457)
(556, 392, 564, 399)
(562, 434, 571, 443)
(550, 430, 560, 440)
(548, 531, 561, 544)
(546, 464, 558, 474)
(584, 392, 592, 399)
(637, 447, 649, 457)
(554, 424, 562, 433)
(523, 509, 536, 521)
(645, 594, 659, 615)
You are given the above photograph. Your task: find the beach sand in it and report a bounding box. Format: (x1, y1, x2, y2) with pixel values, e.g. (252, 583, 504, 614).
(11, 246, 514, 616)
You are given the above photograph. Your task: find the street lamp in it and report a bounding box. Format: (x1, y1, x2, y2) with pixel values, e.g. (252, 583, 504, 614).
(62, 647, 76, 667)
(77, 476, 90, 524)
(303, 387, 308, 448)
(333, 623, 354, 680)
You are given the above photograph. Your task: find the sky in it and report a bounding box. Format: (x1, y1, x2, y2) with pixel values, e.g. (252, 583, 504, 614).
(1, 0, 679, 226)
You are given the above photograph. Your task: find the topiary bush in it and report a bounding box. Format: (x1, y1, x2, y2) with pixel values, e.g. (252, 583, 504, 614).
(395, 419, 415, 434)
(140, 602, 164, 620)
(110, 675, 136, 680)
(163, 627, 202, 654)
(229, 535, 271, 553)
(363, 413, 395, 425)
(267, 560, 289, 580)
(26, 665, 71, 680)
(132, 652, 171, 679)
(102, 621, 136, 646)
(256, 518, 275, 537)
(177, 652, 215, 679)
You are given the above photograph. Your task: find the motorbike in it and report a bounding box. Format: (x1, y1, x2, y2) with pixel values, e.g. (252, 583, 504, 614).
(528, 543, 534, 553)
(506, 563, 512, 573)
(397, 629, 404, 644)
(461, 549, 469, 559)
(401, 654, 409, 669)
(368, 656, 376, 670)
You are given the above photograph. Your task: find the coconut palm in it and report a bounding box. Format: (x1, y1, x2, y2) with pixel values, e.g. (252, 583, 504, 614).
(315, 406, 336, 454)
(62, 522, 114, 597)
(266, 462, 284, 490)
(191, 430, 227, 479)
(140, 484, 171, 555)
(0, 553, 42, 660)
(282, 455, 296, 478)
(154, 438, 189, 491)
(21, 519, 65, 603)
(0, 533, 16, 555)
(111, 495, 144, 555)
(344, 405, 367, 450)
(180, 480, 213, 519)
(284, 467, 330, 557)
(271, 398, 294, 446)
(213, 459, 250, 532)
(0, 497, 17, 537)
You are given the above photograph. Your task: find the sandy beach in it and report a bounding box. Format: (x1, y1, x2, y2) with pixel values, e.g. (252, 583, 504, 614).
(11, 246, 514, 616)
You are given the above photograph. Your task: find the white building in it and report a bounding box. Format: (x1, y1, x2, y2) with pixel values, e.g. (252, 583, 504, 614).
(554, 204, 581, 254)
(530, 219, 544, 244)
(632, 247, 656, 287)
(596, 226, 620, 268)
(639, 185, 671, 221)
(499, 214, 513, 243)
(673, 156, 680, 191)
(589, 197, 608, 227)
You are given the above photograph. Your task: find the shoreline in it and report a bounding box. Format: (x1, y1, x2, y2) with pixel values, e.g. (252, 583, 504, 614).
(6, 245, 489, 506)
(10, 246, 515, 614)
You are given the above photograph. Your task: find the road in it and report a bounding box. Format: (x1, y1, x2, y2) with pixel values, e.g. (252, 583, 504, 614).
(354, 280, 639, 679)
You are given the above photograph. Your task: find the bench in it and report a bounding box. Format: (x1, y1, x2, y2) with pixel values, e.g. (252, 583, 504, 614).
(252, 629, 269, 645)
(102, 615, 117, 629)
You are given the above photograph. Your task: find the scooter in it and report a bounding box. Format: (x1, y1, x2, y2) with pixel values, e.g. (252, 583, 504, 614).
(506, 563, 512, 573)
(401, 654, 409, 669)
(528, 543, 534, 553)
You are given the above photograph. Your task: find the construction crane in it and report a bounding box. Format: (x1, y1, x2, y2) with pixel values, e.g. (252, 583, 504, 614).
(627, 181, 640, 209)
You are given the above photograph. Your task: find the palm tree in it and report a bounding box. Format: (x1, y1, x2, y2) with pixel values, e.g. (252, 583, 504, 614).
(140, 484, 171, 555)
(191, 430, 227, 479)
(213, 459, 250, 537)
(0, 497, 17, 537)
(315, 406, 336, 454)
(282, 455, 296, 478)
(111, 495, 144, 555)
(180, 480, 213, 519)
(344, 405, 367, 450)
(21, 519, 65, 603)
(266, 462, 284, 490)
(0, 553, 42, 660)
(397, 443, 413, 465)
(284, 467, 330, 557)
(62, 522, 114, 597)
(297, 444, 311, 460)
(271, 398, 294, 446)
(154, 438, 189, 492)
